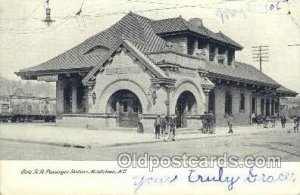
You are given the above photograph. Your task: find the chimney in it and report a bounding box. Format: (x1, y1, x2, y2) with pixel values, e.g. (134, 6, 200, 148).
(188, 18, 203, 27)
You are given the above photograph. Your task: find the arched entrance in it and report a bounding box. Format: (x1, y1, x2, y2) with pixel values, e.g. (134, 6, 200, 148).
(107, 90, 142, 127)
(175, 91, 197, 128)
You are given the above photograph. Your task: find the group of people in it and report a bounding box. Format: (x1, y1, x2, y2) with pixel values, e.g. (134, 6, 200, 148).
(154, 114, 177, 141)
(137, 113, 177, 141)
(201, 112, 216, 134)
(281, 116, 300, 133)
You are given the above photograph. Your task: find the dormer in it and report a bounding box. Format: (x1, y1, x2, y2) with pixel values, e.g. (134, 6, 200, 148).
(152, 16, 242, 66)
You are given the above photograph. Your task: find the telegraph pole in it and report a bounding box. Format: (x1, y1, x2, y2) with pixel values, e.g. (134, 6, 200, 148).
(252, 46, 269, 72)
(42, 0, 55, 26)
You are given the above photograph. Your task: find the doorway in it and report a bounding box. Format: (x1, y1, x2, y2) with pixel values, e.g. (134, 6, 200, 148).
(175, 91, 197, 128)
(107, 90, 142, 127)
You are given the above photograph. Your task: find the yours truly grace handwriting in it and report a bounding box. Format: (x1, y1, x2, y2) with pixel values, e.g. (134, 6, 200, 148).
(133, 167, 296, 193)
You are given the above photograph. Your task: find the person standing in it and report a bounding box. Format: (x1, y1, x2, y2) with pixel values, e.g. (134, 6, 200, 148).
(294, 117, 299, 133)
(137, 113, 144, 133)
(201, 112, 208, 134)
(281, 116, 287, 128)
(169, 114, 176, 141)
(211, 113, 216, 134)
(228, 116, 233, 133)
(160, 114, 167, 140)
(251, 113, 256, 125)
(154, 115, 161, 139)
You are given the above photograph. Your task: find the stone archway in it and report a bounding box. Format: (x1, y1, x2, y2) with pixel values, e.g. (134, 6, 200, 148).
(107, 89, 142, 127)
(175, 91, 197, 128)
(170, 80, 204, 116)
(96, 79, 149, 114)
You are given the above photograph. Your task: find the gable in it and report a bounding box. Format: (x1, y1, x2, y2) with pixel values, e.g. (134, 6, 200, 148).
(99, 48, 154, 79)
(82, 39, 167, 86)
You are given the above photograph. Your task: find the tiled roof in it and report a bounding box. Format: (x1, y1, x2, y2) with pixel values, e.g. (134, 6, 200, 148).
(151, 17, 243, 49)
(277, 86, 298, 96)
(17, 12, 278, 89)
(206, 61, 280, 87)
(18, 12, 166, 74)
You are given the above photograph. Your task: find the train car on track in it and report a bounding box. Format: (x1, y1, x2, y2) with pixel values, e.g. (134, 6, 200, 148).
(0, 95, 56, 122)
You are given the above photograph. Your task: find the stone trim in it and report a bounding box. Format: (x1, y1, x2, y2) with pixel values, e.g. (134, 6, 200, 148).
(63, 113, 117, 118)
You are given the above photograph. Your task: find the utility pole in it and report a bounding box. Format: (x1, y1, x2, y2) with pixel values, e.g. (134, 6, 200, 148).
(252, 45, 269, 72)
(42, 0, 55, 26)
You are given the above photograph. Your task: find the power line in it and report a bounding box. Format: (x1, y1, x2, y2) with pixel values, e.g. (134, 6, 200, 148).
(252, 45, 269, 72)
(0, 16, 75, 34)
(0, 0, 296, 34)
(285, 0, 300, 30)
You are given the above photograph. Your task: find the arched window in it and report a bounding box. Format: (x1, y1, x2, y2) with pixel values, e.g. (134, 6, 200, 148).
(240, 93, 245, 111)
(225, 91, 232, 115)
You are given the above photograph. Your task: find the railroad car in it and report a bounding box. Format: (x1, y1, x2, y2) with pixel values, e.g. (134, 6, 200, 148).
(0, 95, 56, 122)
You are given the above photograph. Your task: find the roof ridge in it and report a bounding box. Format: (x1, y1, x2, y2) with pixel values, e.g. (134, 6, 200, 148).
(152, 16, 182, 23)
(129, 12, 148, 43)
(178, 16, 190, 29)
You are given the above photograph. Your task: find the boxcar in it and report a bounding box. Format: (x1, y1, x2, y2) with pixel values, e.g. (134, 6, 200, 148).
(0, 95, 56, 122)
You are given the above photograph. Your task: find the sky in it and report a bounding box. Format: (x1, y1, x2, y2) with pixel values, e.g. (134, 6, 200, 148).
(0, 0, 299, 92)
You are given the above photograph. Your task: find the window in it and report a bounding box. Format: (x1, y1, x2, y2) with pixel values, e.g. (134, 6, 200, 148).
(1, 104, 9, 113)
(261, 99, 265, 115)
(64, 85, 72, 113)
(252, 97, 256, 114)
(225, 91, 232, 115)
(266, 99, 270, 116)
(208, 91, 215, 113)
(187, 37, 195, 55)
(228, 49, 235, 65)
(218, 46, 226, 55)
(209, 45, 216, 61)
(240, 93, 245, 111)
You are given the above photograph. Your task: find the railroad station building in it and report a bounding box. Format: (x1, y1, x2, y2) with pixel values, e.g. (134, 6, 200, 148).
(16, 12, 297, 131)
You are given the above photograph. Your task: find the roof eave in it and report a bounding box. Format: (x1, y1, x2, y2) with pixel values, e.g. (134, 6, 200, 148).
(277, 91, 298, 97)
(15, 67, 92, 80)
(207, 72, 280, 88)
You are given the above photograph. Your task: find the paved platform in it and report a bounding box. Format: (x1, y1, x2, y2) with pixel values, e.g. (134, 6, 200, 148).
(0, 122, 295, 148)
